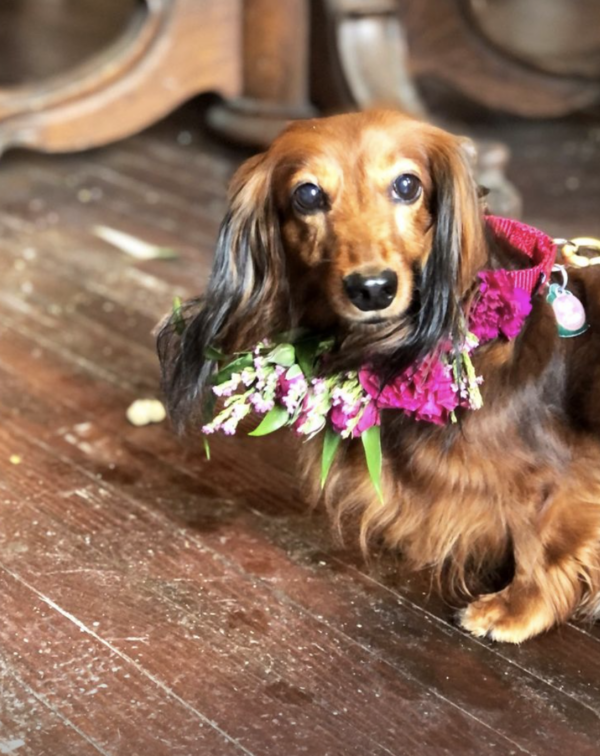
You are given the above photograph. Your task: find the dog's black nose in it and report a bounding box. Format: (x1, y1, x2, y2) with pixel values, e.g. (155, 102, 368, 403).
(343, 270, 398, 312)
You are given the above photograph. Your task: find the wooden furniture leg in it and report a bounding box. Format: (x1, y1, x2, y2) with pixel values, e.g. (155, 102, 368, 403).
(320, 0, 427, 117)
(206, 0, 317, 147)
(0, 0, 241, 156)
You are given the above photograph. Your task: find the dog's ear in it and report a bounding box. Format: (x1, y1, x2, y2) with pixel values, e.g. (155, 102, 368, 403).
(416, 132, 486, 348)
(157, 151, 290, 430)
(428, 133, 485, 294)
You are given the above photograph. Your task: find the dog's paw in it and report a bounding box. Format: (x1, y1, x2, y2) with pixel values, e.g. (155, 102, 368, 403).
(458, 589, 550, 644)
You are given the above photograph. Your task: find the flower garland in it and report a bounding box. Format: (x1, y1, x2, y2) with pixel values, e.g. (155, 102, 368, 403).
(193, 267, 533, 497)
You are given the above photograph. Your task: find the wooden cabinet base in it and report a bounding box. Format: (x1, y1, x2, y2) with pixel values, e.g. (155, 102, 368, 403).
(0, 0, 241, 156)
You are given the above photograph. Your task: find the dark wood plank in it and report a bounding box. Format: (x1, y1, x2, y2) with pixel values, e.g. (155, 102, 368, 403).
(0, 654, 107, 756)
(0, 570, 254, 756)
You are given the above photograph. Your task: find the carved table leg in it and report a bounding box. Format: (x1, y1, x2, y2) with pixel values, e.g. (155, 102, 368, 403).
(0, 0, 242, 156)
(207, 0, 317, 147)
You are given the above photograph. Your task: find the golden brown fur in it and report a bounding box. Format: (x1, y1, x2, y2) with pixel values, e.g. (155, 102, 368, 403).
(158, 111, 600, 643)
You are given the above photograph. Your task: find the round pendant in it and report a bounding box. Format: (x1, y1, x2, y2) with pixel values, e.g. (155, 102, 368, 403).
(552, 291, 586, 331)
(546, 283, 589, 337)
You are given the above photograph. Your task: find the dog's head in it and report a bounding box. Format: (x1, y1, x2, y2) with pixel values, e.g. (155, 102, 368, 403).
(158, 111, 487, 427)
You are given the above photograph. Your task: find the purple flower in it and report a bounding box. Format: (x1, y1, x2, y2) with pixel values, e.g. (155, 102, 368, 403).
(359, 369, 381, 400)
(331, 386, 360, 414)
(212, 372, 241, 397)
(277, 372, 306, 400)
(221, 418, 239, 435)
(249, 393, 274, 414)
(356, 401, 380, 434)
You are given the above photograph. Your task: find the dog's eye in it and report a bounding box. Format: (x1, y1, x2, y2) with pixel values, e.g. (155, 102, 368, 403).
(292, 183, 327, 214)
(392, 174, 422, 203)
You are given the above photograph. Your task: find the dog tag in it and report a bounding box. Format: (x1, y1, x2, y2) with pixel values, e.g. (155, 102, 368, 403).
(546, 283, 588, 337)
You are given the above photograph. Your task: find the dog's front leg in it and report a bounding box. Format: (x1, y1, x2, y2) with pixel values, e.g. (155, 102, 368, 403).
(458, 490, 600, 643)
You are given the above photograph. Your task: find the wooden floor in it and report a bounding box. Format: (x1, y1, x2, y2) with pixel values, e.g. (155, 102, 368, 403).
(2, 105, 600, 755)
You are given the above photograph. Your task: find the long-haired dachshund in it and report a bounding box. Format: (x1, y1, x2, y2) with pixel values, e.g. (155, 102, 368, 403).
(158, 110, 600, 643)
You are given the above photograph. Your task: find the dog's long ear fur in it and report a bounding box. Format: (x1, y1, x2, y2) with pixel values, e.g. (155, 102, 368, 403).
(157, 153, 290, 430)
(418, 134, 486, 341)
(381, 133, 486, 379)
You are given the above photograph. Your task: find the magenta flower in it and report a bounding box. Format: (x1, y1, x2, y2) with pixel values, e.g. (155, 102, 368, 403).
(358, 368, 381, 399)
(331, 398, 380, 438)
(470, 271, 532, 343)
(360, 357, 459, 426)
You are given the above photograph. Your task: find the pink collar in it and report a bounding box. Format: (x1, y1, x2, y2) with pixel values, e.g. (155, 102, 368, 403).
(485, 215, 556, 295)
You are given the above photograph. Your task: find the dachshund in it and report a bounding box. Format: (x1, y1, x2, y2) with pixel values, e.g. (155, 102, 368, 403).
(157, 110, 600, 643)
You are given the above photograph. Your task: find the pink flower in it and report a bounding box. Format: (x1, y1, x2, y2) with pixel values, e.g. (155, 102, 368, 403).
(358, 368, 380, 399)
(311, 378, 327, 395)
(330, 399, 380, 438)
(293, 391, 327, 437)
(249, 393, 274, 413)
(355, 401, 380, 434)
(276, 372, 305, 397)
(469, 271, 532, 343)
(276, 371, 308, 413)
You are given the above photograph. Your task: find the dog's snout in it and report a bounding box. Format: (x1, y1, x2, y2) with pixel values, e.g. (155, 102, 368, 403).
(343, 270, 398, 312)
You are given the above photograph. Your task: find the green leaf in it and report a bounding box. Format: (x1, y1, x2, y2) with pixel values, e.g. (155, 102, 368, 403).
(204, 346, 226, 360)
(249, 405, 290, 436)
(213, 354, 253, 384)
(286, 364, 304, 381)
(202, 436, 211, 461)
(361, 425, 384, 503)
(321, 426, 341, 489)
(266, 343, 296, 367)
(294, 337, 322, 380)
(172, 296, 186, 335)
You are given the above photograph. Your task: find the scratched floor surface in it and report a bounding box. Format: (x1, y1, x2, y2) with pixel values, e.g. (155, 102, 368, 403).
(1, 80, 600, 755)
